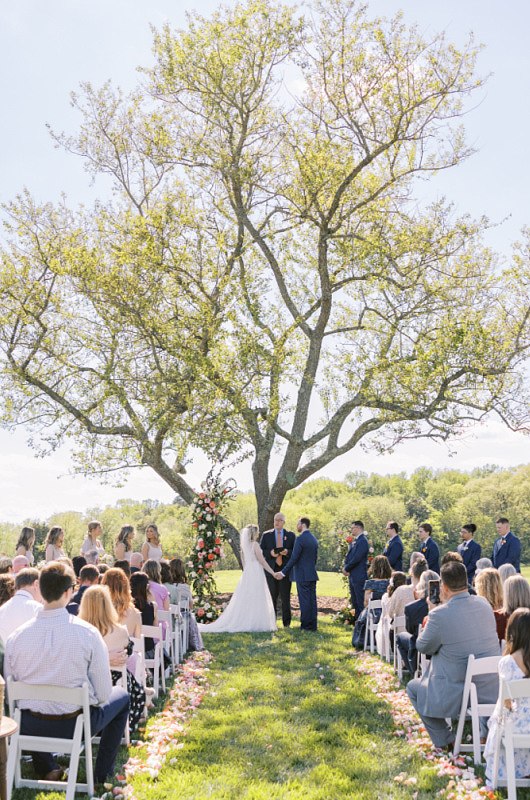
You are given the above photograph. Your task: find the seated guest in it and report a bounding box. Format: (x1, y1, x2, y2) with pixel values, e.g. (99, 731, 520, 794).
(143, 560, 170, 611)
(79, 585, 146, 731)
(130, 552, 143, 573)
(388, 558, 427, 621)
(101, 568, 141, 638)
(494, 574, 530, 640)
(406, 561, 499, 749)
(72, 564, 100, 606)
(160, 561, 180, 605)
(15, 526, 35, 565)
(113, 560, 131, 578)
(0, 574, 15, 606)
(498, 563, 517, 585)
(44, 526, 66, 562)
(474, 557, 494, 583)
(4, 561, 129, 783)
(98, 564, 109, 576)
(484, 608, 530, 785)
(363, 555, 392, 622)
(130, 572, 158, 658)
(457, 523, 481, 584)
(12, 555, 29, 575)
(169, 559, 203, 651)
(397, 569, 438, 675)
(0, 558, 13, 575)
(441, 551, 463, 565)
(72, 555, 87, 578)
(382, 521, 403, 572)
(376, 571, 407, 656)
(0, 568, 41, 644)
(475, 568, 506, 643)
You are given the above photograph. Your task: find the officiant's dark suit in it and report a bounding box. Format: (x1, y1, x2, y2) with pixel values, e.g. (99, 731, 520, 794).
(260, 523, 296, 627)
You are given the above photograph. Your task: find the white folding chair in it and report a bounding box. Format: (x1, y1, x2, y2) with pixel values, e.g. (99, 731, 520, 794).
(392, 615, 406, 680)
(492, 678, 530, 798)
(141, 624, 166, 697)
(363, 599, 382, 652)
(131, 636, 147, 688)
(453, 654, 500, 764)
(414, 652, 429, 679)
(157, 609, 175, 673)
(169, 604, 182, 666)
(178, 596, 190, 655)
(6, 679, 94, 800)
(380, 614, 392, 662)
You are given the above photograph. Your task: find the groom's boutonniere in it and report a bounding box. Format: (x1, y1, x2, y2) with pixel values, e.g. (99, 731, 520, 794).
(501, 538, 506, 546)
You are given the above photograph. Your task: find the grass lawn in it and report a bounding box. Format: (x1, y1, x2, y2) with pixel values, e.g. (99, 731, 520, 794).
(129, 617, 452, 800)
(215, 570, 347, 598)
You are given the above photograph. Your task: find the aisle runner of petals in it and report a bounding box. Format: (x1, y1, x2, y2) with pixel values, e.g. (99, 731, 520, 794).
(96, 651, 213, 800)
(354, 652, 498, 800)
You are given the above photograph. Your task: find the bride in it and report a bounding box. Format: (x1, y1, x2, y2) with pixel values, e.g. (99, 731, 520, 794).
(197, 525, 277, 633)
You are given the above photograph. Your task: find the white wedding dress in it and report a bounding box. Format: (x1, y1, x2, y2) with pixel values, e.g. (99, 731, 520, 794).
(197, 527, 277, 633)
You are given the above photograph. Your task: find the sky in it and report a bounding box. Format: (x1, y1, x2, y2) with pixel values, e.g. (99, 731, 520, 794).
(0, 0, 529, 522)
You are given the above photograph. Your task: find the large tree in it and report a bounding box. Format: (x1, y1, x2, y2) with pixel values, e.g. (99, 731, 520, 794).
(1, 0, 530, 557)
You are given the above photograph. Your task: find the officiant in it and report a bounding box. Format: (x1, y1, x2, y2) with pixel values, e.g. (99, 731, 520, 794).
(260, 513, 296, 627)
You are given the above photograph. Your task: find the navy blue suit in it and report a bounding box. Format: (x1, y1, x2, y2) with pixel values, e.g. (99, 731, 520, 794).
(420, 537, 440, 574)
(492, 531, 521, 572)
(383, 535, 403, 572)
(397, 597, 428, 674)
(458, 539, 482, 583)
(344, 533, 369, 619)
(281, 530, 319, 631)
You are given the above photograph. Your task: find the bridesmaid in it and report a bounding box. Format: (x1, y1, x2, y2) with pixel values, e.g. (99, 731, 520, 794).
(141, 524, 163, 563)
(15, 526, 35, 565)
(80, 520, 106, 560)
(44, 526, 66, 561)
(114, 525, 135, 563)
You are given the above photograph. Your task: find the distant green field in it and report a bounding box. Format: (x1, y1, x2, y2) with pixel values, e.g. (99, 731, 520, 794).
(214, 569, 347, 598)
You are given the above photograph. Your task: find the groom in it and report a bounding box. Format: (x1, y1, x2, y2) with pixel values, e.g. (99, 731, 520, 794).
(260, 512, 296, 627)
(275, 517, 318, 631)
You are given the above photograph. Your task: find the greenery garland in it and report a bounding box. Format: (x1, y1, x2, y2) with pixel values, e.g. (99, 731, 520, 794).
(188, 478, 236, 621)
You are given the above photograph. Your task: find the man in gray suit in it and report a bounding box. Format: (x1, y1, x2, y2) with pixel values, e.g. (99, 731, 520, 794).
(406, 561, 499, 749)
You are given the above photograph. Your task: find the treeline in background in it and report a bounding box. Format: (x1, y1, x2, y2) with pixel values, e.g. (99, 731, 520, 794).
(0, 464, 527, 569)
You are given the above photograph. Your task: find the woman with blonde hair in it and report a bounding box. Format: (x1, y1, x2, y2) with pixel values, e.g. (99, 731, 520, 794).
(475, 568, 506, 642)
(44, 526, 66, 562)
(101, 568, 141, 637)
(141, 524, 162, 563)
(114, 525, 135, 563)
(79, 585, 145, 730)
(15, 526, 35, 565)
(143, 559, 170, 612)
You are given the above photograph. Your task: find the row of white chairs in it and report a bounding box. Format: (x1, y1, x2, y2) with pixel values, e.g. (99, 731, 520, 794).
(5, 595, 191, 800)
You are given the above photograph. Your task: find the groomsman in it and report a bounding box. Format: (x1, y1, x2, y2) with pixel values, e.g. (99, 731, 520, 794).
(260, 512, 296, 627)
(418, 523, 440, 573)
(343, 521, 368, 620)
(491, 517, 521, 572)
(457, 524, 481, 584)
(383, 521, 403, 572)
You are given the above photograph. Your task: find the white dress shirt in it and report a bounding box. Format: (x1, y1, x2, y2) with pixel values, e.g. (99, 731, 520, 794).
(0, 590, 42, 644)
(4, 607, 112, 713)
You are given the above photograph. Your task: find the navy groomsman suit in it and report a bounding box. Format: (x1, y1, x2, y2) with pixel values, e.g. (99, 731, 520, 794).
(383, 535, 403, 572)
(344, 533, 369, 619)
(492, 531, 521, 572)
(458, 539, 482, 584)
(420, 537, 440, 574)
(281, 528, 319, 631)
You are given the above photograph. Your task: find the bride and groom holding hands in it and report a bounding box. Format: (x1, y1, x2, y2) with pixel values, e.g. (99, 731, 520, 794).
(197, 513, 318, 634)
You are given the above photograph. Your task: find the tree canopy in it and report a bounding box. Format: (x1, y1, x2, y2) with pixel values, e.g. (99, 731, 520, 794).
(1, 0, 530, 551)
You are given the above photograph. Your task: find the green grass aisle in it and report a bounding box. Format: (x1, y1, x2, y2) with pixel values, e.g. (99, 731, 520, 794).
(129, 618, 456, 800)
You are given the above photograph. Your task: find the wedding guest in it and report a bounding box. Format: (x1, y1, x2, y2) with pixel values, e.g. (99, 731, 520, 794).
(457, 523, 481, 584)
(0, 558, 13, 574)
(343, 520, 368, 620)
(0, 574, 15, 606)
(141, 524, 163, 563)
(376, 571, 407, 656)
(44, 526, 66, 562)
(388, 558, 427, 621)
(98, 564, 109, 576)
(260, 512, 296, 628)
(496, 574, 530, 637)
(130, 552, 143, 573)
(81, 520, 106, 561)
(418, 523, 440, 573)
(101, 568, 141, 638)
(484, 608, 530, 785)
(114, 525, 135, 563)
(12, 555, 30, 574)
(0, 568, 41, 644)
(382, 521, 403, 572)
(406, 561, 499, 749)
(79, 585, 146, 731)
(130, 572, 158, 656)
(168, 559, 203, 651)
(475, 568, 506, 643)
(396, 569, 438, 675)
(15, 526, 35, 565)
(72, 555, 87, 577)
(113, 559, 131, 579)
(72, 564, 100, 606)
(143, 560, 170, 611)
(474, 557, 493, 580)
(491, 517, 521, 572)
(498, 563, 517, 585)
(4, 561, 129, 784)
(363, 555, 392, 623)
(160, 561, 180, 605)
